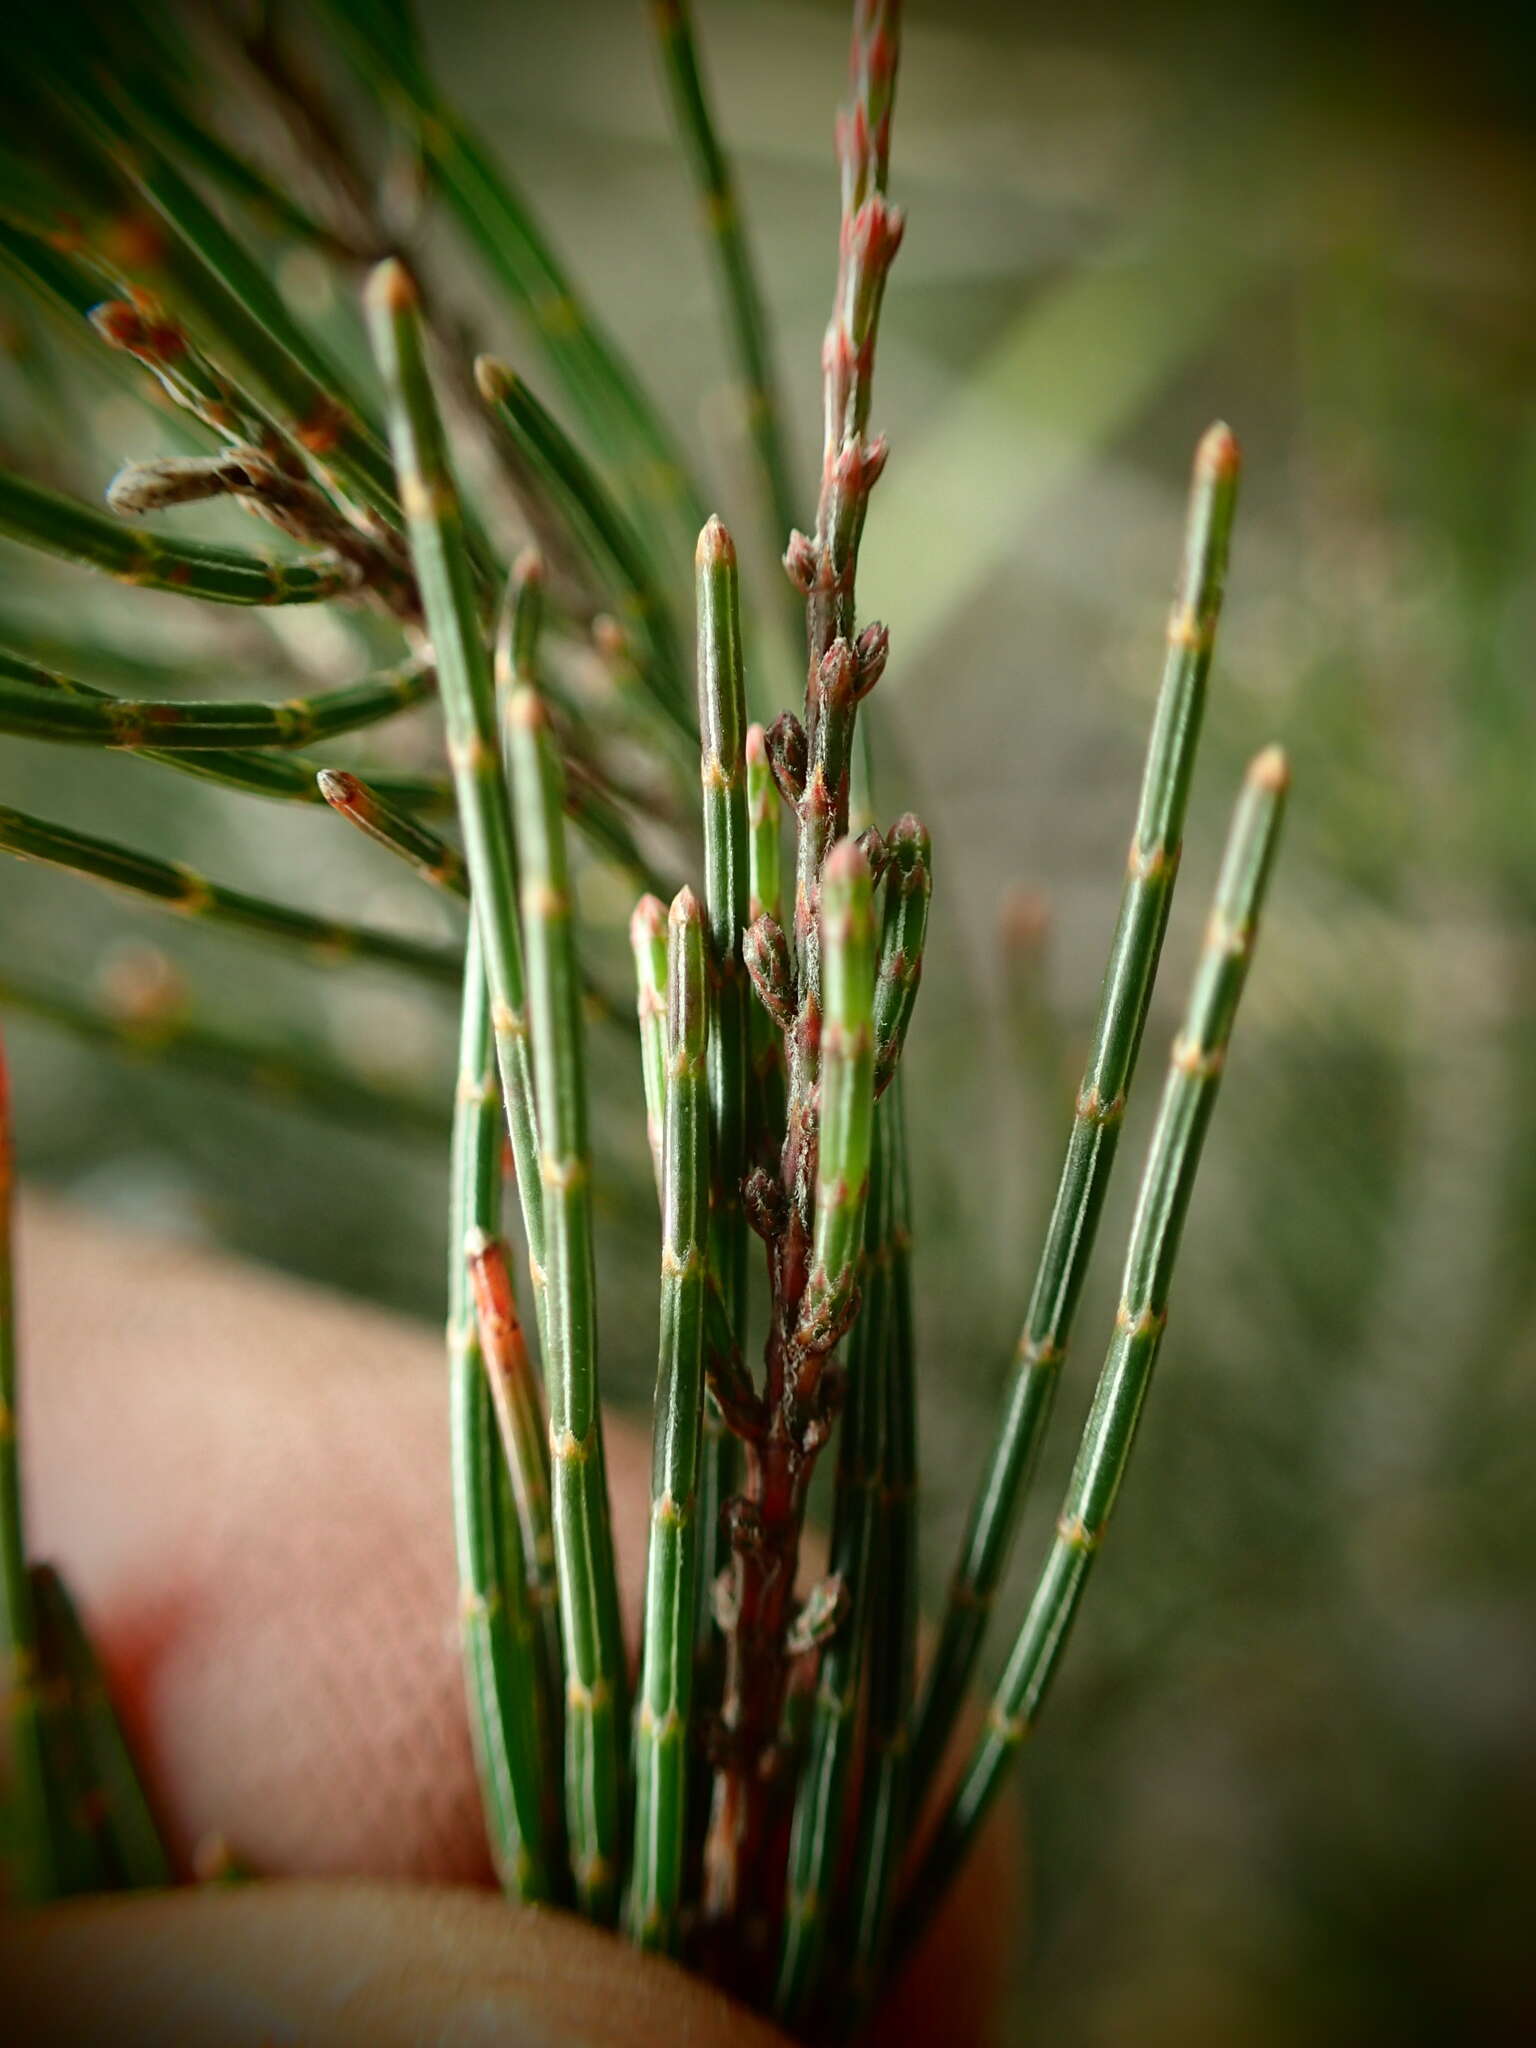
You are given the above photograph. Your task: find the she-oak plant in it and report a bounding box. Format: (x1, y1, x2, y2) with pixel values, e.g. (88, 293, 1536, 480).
(0, 0, 1288, 2034)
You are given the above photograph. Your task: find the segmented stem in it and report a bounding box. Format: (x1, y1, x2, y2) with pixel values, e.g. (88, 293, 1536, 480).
(475, 357, 689, 732)
(703, 2, 906, 1935)
(504, 681, 627, 1922)
(316, 3, 706, 558)
(628, 887, 711, 1952)
(630, 895, 670, 1198)
(448, 926, 557, 1900)
(796, 838, 877, 1355)
(0, 803, 462, 984)
(0, 639, 447, 809)
(901, 746, 1289, 1939)
(0, 467, 354, 606)
(695, 519, 751, 1638)
(745, 723, 787, 1155)
(319, 770, 469, 896)
(872, 811, 931, 1096)
(775, 1091, 891, 2023)
(910, 422, 1241, 1798)
(649, 0, 798, 561)
(19, 45, 403, 532)
(0, 649, 431, 751)
(846, 1072, 918, 2006)
(367, 259, 544, 1272)
(466, 1228, 565, 1856)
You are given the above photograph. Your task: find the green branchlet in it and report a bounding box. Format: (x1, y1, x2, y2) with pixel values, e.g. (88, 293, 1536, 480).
(447, 928, 558, 1900)
(0, 466, 356, 607)
(797, 836, 877, 1357)
(0, 801, 462, 985)
(504, 680, 628, 1922)
(628, 886, 711, 1952)
(872, 811, 932, 1097)
(902, 744, 1289, 1942)
(630, 894, 671, 1200)
(366, 258, 545, 1276)
(910, 421, 1242, 1800)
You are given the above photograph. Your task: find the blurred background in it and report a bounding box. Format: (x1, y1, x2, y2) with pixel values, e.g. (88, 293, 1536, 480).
(2, 1, 1534, 2039)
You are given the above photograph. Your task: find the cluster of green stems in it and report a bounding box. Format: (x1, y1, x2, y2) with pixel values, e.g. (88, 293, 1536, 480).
(0, 1, 1292, 2035)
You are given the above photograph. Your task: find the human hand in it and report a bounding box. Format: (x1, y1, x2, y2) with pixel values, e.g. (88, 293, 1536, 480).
(6, 1197, 1018, 2043)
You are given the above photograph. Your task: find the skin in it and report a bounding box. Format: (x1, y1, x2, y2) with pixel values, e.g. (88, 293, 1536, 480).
(4, 1196, 1019, 2045)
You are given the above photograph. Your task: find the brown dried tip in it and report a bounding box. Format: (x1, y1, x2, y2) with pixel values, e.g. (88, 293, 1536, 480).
(697, 514, 735, 568)
(89, 299, 145, 350)
(367, 257, 418, 314)
(473, 354, 513, 405)
(669, 884, 704, 929)
(1248, 743, 1289, 792)
(513, 546, 545, 587)
(629, 893, 667, 946)
(316, 769, 364, 809)
(1196, 420, 1241, 482)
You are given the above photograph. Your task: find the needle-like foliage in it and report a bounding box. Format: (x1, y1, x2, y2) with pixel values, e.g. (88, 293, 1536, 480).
(0, 1, 1294, 2027)
(628, 887, 711, 1952)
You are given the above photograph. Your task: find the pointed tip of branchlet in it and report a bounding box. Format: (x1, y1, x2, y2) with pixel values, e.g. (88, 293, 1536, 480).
(745, 721, 768, 764)
(697, 514, 735, 569)
(886, 810, 930, 863)
(1196, 420, 1241, 483)
(1248, 743, 1289, 793)
(473, 354, 514, 405)
(316, 768, 362, 810)
(89, 298, 144, 350)
(823, 834, 871, 888)
(505, 682, 547, 733)
(367, 257, 419, 315)
(669, 884, 704, 930)
(513, 546, 545, 588)
(630, 893, 668, 946)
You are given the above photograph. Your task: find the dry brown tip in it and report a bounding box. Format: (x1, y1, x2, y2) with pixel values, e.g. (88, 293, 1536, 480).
(367, 257, 418, 314)
(473, 354, 513, 405)
(1248, 743, 1289, 793)
(513, 545, 546, 587)
(669, 884, 704, 928)
(629, 894, 668, 945)
(696, 514, 735, 569)
(1197, 419, 1241, 482)
(315, 769, 361, 808)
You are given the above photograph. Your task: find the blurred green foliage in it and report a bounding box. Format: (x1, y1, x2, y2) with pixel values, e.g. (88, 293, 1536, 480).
(1, 1, 1532, 2038)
